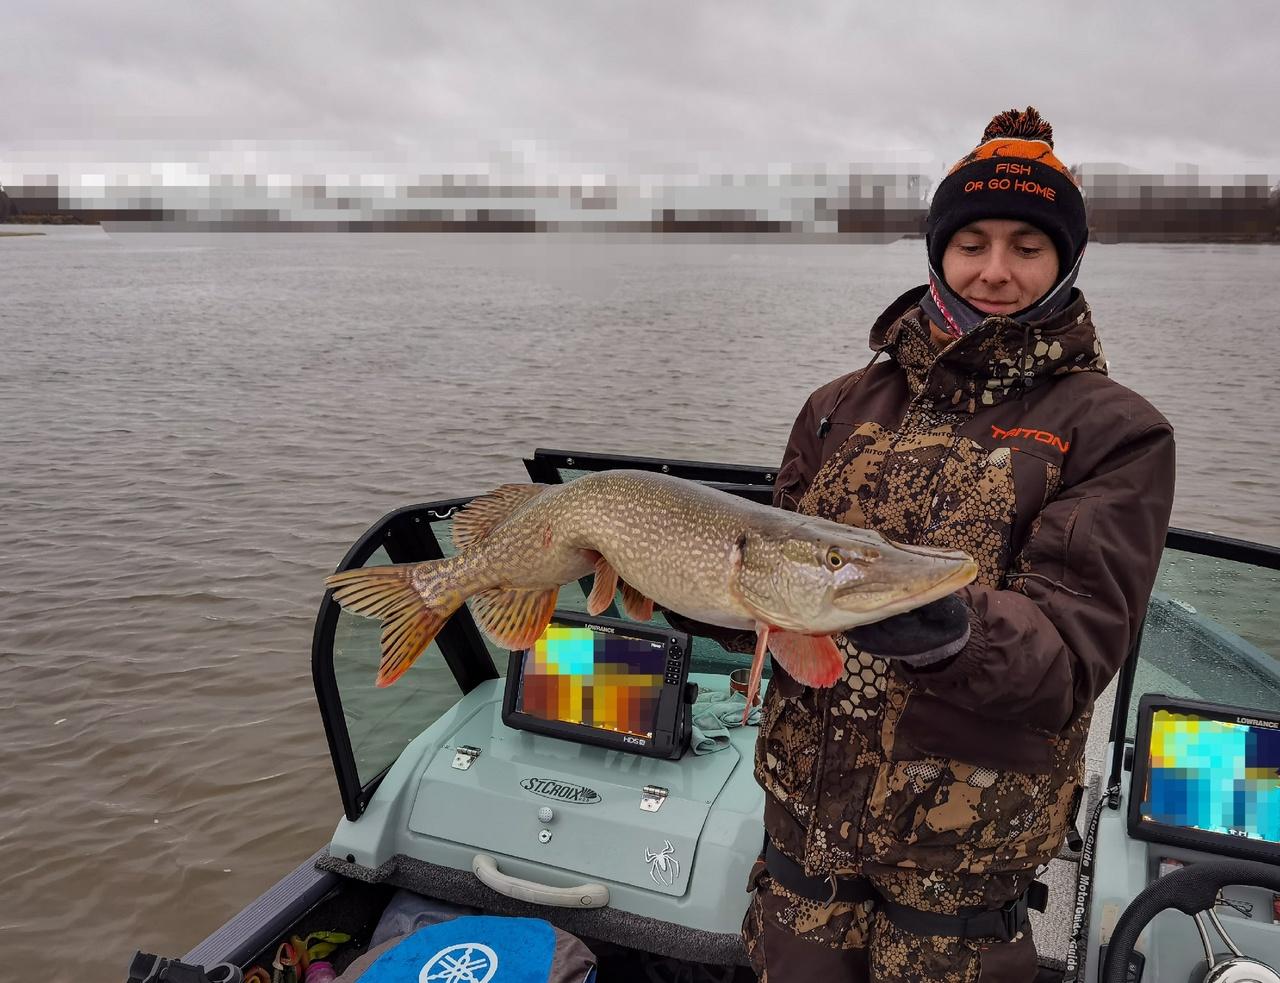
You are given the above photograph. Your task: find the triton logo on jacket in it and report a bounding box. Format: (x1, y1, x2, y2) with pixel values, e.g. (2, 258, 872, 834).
(989, 425, 1070, 454)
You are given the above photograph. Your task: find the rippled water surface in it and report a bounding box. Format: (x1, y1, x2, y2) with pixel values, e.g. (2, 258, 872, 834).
(2, 227, 1278, 978)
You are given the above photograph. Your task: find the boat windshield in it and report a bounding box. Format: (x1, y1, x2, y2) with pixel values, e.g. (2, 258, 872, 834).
(1121, 532, 1280, 742)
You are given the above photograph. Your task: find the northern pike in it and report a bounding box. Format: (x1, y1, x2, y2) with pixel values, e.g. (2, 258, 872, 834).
(324, 470, 978, 711)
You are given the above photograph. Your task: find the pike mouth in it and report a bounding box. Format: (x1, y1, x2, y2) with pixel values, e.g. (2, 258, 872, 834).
(874, 541, 973, 562)
(833, 560, 978, 609)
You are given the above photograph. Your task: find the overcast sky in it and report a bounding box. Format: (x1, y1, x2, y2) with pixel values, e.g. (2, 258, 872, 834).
(4, 0, 1279, 184)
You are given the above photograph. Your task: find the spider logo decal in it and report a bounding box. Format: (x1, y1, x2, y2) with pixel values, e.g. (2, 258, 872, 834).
(646, 840, 680, 885)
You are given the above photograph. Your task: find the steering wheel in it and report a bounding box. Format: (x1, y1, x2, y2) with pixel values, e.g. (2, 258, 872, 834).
(1102, 859, 1280, 983)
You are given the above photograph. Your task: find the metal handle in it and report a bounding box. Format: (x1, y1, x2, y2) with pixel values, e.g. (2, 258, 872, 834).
(472, 854, 609, 908)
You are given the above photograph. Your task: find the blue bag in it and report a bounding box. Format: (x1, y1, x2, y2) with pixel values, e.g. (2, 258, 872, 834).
(338, 915, 596, 983)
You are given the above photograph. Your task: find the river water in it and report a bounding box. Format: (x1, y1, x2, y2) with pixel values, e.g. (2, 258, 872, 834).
(1, 226, 1277, 979)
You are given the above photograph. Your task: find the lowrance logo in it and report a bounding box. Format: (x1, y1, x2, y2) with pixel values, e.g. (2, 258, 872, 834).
(520, 778, 602, 804)
(585, 623, 615, 634)
(1236, 716, 1279, 730)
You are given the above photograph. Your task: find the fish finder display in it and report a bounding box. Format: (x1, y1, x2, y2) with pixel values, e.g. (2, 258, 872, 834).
(1139, 708, 1280, 845)
(515, 626, 667, 739)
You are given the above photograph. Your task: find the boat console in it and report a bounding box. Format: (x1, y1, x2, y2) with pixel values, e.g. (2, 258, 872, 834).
(324, 667, 765, 961)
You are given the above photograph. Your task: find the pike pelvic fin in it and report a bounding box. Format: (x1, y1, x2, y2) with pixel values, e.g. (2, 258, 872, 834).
(618, 580, 655, 621)
(471, 586, 559, 651)
(324, 564, 461, 687)
(587, 555, 619, 616)
(767, 631, 843, 688)
(744, 624, 771, 722)
(452, 483, 547, 550)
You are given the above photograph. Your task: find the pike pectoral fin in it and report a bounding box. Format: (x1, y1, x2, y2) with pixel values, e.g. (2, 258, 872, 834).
(451, 483, 547, 550)
(471, 586, 559, 651)
(618, 580, 655, 622)
(587, 555, 619, 616)
(767, 632, 843, 688)
(324, 565, 460, 688)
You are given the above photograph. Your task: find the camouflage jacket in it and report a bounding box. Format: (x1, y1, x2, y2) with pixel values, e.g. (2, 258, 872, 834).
(758, 285, 1175, 880)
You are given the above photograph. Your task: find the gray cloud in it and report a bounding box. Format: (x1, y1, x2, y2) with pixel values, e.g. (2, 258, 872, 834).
(4, 0, 1278, 179)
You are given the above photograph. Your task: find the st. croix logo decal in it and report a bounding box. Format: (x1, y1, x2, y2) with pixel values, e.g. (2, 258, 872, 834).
(520, 777, 602, 804)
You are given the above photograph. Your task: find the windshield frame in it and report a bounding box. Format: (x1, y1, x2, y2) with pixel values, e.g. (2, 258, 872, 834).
(311, 497, 499, 821)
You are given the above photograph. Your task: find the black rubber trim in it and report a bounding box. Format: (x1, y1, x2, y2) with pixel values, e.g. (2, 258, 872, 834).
(526, 447, 779, 487)
(182, 849, 339, 967)
(1165, 526, 1280, 570)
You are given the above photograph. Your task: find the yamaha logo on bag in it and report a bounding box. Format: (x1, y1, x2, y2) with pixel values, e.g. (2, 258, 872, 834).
(520, 777, 602, 804)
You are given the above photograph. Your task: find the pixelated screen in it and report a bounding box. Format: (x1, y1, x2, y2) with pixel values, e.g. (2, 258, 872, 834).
(1140, 709, 1280, 844)
(515, 625, 667, 739)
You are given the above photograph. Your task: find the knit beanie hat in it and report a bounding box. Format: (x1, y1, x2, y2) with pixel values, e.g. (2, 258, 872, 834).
(926, 107, 1088, 278)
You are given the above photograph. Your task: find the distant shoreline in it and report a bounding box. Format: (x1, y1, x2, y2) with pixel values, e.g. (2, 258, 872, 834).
(83, 220, 1280, 244)
(0, 230, 45, 237)
(5, 218, 1276, 244)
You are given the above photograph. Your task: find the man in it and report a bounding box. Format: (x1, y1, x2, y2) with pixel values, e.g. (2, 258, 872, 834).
(741, 107, 1175, 981)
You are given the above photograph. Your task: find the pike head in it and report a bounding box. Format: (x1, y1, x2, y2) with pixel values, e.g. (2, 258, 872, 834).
(731, 515, 978, 635)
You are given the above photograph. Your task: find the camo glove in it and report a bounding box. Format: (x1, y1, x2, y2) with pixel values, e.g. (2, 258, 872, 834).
(844, 594, 971, 670)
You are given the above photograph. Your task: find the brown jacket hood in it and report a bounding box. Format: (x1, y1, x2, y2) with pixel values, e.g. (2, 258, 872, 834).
(868, 285, 1107, 414)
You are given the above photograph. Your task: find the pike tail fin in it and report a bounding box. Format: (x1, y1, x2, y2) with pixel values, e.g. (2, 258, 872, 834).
(324, 564, 462, 687)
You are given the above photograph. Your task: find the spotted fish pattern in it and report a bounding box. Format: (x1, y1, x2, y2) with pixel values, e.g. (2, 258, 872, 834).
(326, 467, 976, 689)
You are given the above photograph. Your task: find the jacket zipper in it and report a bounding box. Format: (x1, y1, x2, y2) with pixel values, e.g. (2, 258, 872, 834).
(806, 323, 968, 873)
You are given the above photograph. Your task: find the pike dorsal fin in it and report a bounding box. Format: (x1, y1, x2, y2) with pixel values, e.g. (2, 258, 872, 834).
(766, 632, 843, 688)
(587, 555, 619, 616)
(452, 483, 546, 550)
(470, 586, 559, 651)
(619, 580, 655, 622)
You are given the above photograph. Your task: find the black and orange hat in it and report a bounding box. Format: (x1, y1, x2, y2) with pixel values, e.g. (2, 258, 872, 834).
(925, 107, 1088, 275)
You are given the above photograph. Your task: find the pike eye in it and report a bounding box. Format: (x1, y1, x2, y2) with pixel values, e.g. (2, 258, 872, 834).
(825, 548, 845, 570)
